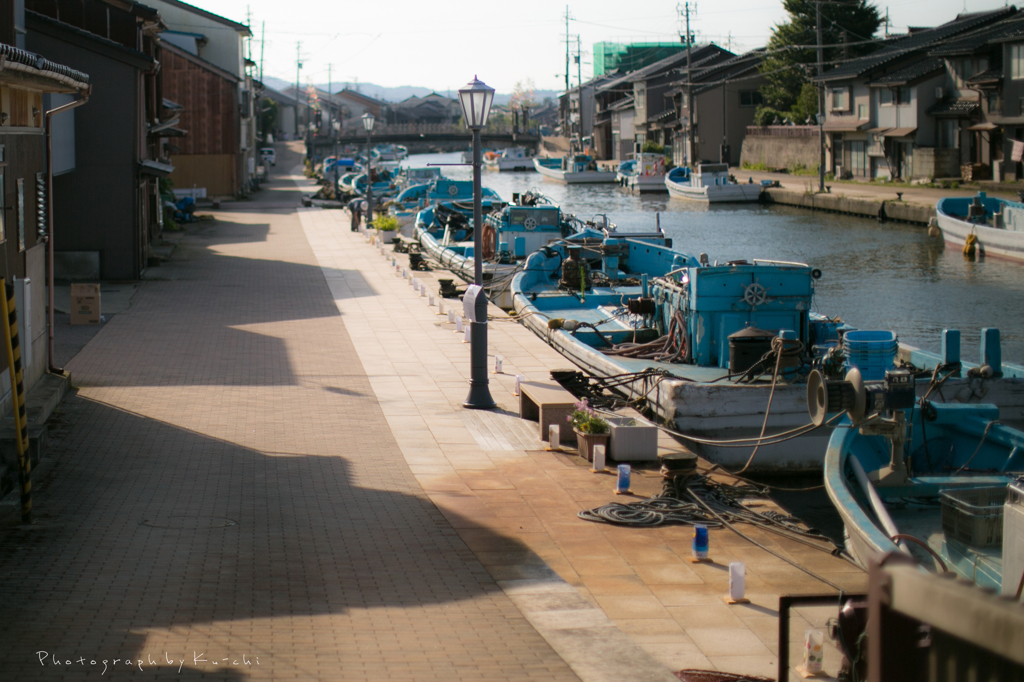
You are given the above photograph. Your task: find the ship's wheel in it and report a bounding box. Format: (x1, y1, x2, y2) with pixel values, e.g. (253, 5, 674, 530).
(448, 184, 459, 196)
(743, 282, 768, 307)
(524, 217, 538, 231)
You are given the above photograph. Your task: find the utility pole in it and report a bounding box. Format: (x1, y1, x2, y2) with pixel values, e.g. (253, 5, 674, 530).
(685, 2, 695, 168)
(565, 6, 570, 93)
(259, 21, 265, 139)
(295, 42, 302, 138)
(816, 0, 825, 192)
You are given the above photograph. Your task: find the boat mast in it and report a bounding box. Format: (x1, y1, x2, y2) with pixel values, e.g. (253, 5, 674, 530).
(576, 34, 583, 153)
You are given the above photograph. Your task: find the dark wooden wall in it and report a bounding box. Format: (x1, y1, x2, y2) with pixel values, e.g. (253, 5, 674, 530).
(162, 49, 236, 156)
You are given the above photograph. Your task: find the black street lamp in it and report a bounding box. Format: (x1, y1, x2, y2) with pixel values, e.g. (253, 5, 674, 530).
(458, 75, 496, 410)
(362, 112, 375, 224)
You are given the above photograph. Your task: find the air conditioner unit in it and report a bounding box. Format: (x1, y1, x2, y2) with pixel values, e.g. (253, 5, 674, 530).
(935, 87, 945, 100)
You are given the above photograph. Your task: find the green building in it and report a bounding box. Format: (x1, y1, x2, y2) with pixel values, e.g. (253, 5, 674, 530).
(593, 42, 689, 76)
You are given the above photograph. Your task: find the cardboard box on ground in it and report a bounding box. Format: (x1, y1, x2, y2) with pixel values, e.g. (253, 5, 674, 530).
(70, 284, 100, 325)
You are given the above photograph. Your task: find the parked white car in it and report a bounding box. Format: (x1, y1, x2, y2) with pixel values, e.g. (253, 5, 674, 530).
(260, 147, 276, 166)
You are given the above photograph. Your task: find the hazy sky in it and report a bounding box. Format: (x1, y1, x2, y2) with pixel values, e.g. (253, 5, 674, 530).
(195, 0, 1011, 94)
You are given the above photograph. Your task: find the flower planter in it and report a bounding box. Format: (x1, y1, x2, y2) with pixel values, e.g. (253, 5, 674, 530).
(606, 417, 659, 461)
(376, 229, 397, 245)
(574, 428, 610, 463)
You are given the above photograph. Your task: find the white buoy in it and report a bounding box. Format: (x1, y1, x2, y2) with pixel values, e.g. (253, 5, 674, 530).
(591, 445, 606, 473)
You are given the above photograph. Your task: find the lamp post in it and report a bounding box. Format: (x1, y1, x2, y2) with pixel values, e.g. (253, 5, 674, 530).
(458, 75, 496, 410)
(362, 112, 375, 224)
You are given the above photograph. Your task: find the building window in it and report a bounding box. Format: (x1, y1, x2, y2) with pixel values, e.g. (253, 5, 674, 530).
(879, 88, 892, 106)
(988, 92, 1002, 115)
(896, 87, 911, 105)
(831, 88, 847, 111)
(739, 90, 764, 107)
(857, 103, 867, 120)
(1012, 44, 1024, 79)
(849, 141, 867, 177)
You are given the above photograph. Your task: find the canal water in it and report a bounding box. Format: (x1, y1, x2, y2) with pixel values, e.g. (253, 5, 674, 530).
(403, 152, 1024, 364)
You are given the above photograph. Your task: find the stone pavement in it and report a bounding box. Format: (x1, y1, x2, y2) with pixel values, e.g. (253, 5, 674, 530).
(0, 148, 579, 681)
(293, 150, 866, 680)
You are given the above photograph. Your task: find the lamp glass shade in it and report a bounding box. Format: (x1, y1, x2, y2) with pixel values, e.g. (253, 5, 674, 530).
(458, 76, 495, 129)
(362, 113, 375, 132)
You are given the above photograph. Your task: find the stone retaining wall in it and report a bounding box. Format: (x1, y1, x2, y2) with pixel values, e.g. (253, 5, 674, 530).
(762, 188, 935, 225)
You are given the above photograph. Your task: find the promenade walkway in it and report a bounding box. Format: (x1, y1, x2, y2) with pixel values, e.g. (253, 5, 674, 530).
(0, 147, 578, 681)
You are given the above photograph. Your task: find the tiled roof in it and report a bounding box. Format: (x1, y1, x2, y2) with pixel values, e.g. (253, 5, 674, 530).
(817, 7, 1015, 82)
(930, 12, 1024, 55)
(928, 99, 980, 115)
(0, 42, 89, 85)
(607, 95, 635, 112)
(967, 68, 1003, 85)
(868, 57, 944, 85)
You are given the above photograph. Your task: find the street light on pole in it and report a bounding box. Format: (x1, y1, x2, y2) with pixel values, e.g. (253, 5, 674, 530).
(362, 112, 375, 225)
(458, 75, 496, 410)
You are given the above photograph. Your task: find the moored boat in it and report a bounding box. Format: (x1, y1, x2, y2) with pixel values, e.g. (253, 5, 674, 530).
(534, 155, 617, 184)
(484, 148, 535, 172)
(622, 153, 667, 194)
(510, 230, 845, 472)
(811, 367, 1024, 591)
(665, 164, 761, 203)
(935, 192, 1024, 262)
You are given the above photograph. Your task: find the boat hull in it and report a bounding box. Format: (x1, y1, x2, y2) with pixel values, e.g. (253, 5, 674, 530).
(936, 211, 1024, 262)
(626, 174, 667, 193)
(485, 158, 536, 171)
(665, 177, 761, 203)
(533, 158, 617, 184)
(415, 228, 519, 309)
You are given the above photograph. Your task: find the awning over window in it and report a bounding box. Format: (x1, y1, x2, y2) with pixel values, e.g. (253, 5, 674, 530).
(884, 127, 917, 137)
(823, 118, 869, 132)
(967, 122, 998, 131)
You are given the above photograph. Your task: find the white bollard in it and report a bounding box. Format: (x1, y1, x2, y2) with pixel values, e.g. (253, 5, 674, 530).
(455, 316, 464, 332)
(420, 288, 427, 298)
(463, 326, 471, 343)
(428, 294, 435, 306)
(493, 355, 503, 374)
(547, 424, 561, 450)
(591, 445, 606, 473)
(437, 300, 445, 315)
(447, 309, 456, 324)
(402, 268, 407, 278)
(514, 375, 525, 396)
(728, 562, 746, 602)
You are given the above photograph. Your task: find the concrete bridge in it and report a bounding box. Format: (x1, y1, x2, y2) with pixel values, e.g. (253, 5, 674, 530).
(309, 130, 541, 155)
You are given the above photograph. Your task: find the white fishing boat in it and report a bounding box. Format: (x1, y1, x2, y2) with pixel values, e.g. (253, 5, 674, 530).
(935, 192, 1024, 262)
(484, 148, 535, 171)
(665, 164, 761, 203)
(534, 155, 617, 184)
(624, 153, 667, 194)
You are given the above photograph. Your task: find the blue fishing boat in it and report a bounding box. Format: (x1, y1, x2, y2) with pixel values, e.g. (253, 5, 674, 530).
(510, 230, 849, 470)
(415, 190, 588, 308)
(935, 192, 1024, 262)
(387, 176, 481, 236)
(394, 166, 442, 192)
(810, 366, 1024, 592)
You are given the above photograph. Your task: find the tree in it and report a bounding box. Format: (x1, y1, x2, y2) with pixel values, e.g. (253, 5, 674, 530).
(759, 0, 882, 116)
(510, 78, 536, 111)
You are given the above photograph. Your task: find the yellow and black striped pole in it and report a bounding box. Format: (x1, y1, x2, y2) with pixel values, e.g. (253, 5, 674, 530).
(1, 278, 30, 523)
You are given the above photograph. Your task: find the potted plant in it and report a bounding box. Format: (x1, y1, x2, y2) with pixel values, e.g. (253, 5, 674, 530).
(371, 214, 399, 245)
(568, 399, 610, 462)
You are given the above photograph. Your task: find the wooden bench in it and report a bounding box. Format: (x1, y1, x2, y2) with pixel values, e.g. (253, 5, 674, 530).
(519, 380, 578, 445)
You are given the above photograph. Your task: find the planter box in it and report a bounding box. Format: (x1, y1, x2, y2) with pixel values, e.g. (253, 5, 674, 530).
(376, 229, 397, 244)
(607, 417, 658, 461)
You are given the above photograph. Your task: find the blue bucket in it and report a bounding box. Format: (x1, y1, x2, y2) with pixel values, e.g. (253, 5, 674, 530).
(844, 330, 898, 380)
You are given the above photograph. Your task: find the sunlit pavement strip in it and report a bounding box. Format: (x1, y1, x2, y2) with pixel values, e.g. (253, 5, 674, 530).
(296, 187, 680, 681)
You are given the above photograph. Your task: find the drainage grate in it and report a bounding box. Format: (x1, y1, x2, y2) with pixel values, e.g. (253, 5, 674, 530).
(141, 516, 238, 529)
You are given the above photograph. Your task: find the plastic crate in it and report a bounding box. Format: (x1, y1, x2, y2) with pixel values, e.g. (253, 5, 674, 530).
(940, 486, 1007, 548)
(844, 330, 897, 349)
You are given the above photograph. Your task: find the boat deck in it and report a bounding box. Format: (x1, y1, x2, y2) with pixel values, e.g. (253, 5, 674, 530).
(302, 203, 867, 680)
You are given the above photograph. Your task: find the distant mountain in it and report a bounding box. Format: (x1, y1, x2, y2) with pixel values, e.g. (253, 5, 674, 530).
(261, 75, 559, 106)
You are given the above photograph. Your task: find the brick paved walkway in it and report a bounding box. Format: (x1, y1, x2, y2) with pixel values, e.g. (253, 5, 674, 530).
(0, 149, 579, 680)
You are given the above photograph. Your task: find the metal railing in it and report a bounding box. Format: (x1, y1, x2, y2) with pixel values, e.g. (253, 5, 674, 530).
(745, 125, 818, 138)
